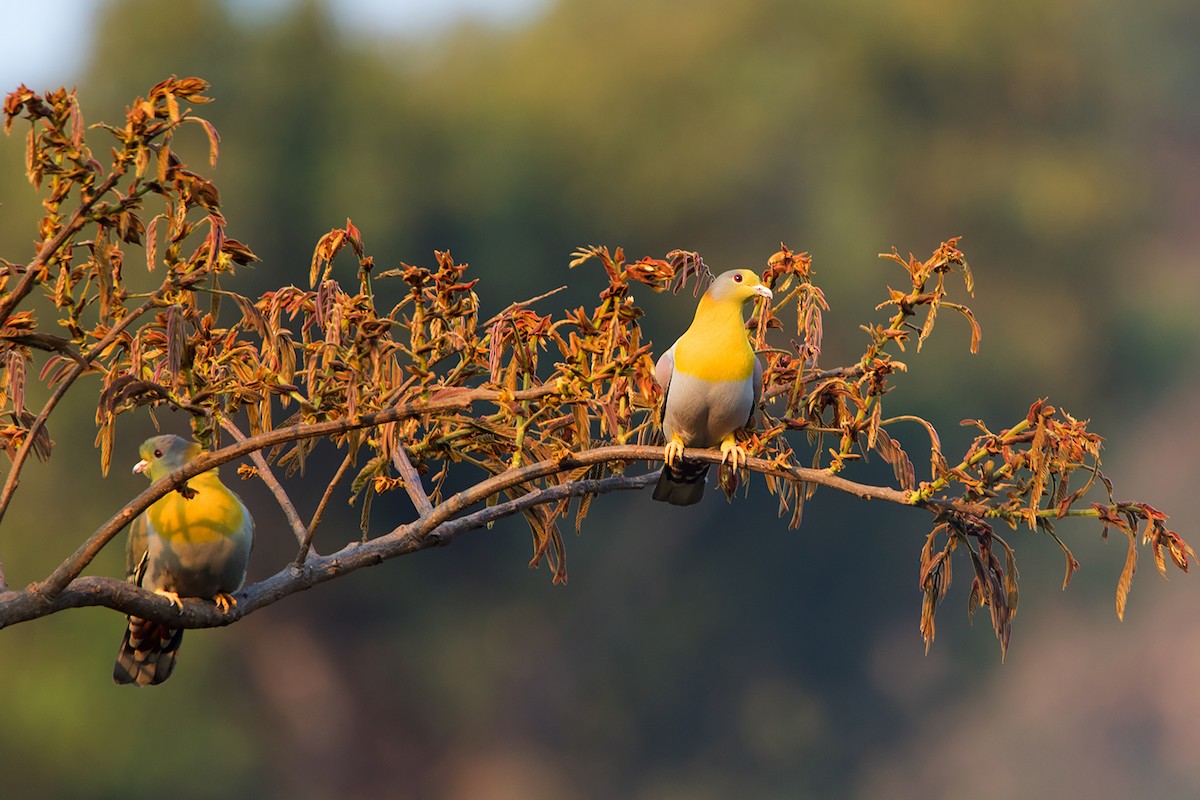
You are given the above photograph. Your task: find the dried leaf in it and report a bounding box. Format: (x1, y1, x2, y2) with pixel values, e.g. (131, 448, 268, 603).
(188, 115, 221, 166)
(917, 299, 938, 352)
(950, 303, 981, 354)
(998, 535, 1019, 620)
(1047, 529, 1080, 590)
(95, 417, 114, 476)
(145, 214, 162, 272)
(873, 427, 915, 492)
(1115, 530, 1137, 621)
(574, 491, 593, 536)
(6, 347, 26, 417)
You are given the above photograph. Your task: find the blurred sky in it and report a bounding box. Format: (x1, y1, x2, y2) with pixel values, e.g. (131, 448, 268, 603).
(1, 0, 546, 89)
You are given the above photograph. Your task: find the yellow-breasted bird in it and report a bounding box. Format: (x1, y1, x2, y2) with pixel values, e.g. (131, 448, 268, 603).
(113, 434, 254, 686)
(653, 269, 772, 505)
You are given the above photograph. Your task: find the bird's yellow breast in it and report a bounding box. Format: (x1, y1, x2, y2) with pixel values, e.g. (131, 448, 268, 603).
(672, 295, 755, 382)
(147, 473, 246, 545)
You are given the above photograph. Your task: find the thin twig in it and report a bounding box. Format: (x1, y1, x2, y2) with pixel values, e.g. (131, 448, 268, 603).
(218, 417, 308, 547)
(762, 364, 865, 403)
(297, 450, 355, 566)
(0, 289, 167, 527)
(0, 333, 89, 367)
(0, 169, 122, 327)
(34, 383, 563, 598)
(392, 444, 434, 516)
(0, 472, 659, 629)
(479, 284, 568, 329)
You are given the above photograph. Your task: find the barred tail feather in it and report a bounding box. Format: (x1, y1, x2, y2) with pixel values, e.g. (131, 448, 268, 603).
(113, 616, 183, 686)
(652, 461, 710, 506)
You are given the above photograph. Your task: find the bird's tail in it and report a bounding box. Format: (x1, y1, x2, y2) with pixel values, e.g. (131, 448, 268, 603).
(652, 460, 710, 505)
(113, 616, 183, 686)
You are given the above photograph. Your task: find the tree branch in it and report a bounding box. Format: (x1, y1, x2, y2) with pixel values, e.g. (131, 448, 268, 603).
(8, 432, 927, 628)
(0, 168, 123, 327)
(0, 289, 168, 527)
(297, 449, 354, 566)
(0, 470, 657, 628)
(392, 444, 433, 517)
(0, 424, 1152, 632)
(31, 383, 565, 600)
(24, 433, 929, 628)
(219, 416, 309, 547)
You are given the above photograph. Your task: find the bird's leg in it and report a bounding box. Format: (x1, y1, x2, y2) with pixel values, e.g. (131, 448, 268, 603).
(663, 435, 686, 467)
(719, 434, 748, 469)
(212, 592, 238, 614)
(154, 589, 184, 610)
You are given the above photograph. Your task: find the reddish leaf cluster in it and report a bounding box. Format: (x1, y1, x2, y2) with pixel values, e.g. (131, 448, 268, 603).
(1093, 501, 1193, 620)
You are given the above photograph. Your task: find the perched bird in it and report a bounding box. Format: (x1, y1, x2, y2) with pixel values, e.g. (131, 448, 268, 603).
(113, 434, 254, 686)
(653, 269, 772, 505)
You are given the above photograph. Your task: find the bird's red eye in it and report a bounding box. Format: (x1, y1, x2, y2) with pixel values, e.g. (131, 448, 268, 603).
(154, 449, 162, 458)
(733, 273, 743, 282)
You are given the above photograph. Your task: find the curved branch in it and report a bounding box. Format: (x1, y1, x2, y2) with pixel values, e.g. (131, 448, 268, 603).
(0, 418, 1092, 631)
(33, 383, 563, 599)
(0, 471, 657, 628)
(219, 417, 308, 547)
(297, 449, 354, 566)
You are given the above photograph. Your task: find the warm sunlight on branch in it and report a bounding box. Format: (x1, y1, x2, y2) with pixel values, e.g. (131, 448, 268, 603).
(0, 79, 1190, 662)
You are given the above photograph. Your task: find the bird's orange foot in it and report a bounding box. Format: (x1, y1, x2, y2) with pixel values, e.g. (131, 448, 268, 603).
(719, 436, 748, 469)
(154, 589, 184, 610)
(664, 437, 686, 467)
(212, 592, 238, 614)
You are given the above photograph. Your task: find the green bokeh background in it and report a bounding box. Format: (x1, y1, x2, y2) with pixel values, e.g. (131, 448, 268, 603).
(2, 1, 1199, 797)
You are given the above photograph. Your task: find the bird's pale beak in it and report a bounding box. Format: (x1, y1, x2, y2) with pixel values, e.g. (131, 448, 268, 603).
(753, 285, 773, 300)
(133, 459, 149, 475)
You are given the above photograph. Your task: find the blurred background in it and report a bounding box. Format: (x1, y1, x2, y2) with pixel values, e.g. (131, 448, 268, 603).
(2, 0, 1200, 797)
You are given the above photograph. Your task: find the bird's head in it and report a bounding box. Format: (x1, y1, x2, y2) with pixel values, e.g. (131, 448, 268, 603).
(706, 269, 773, 306)
(133, 434, 202, 481)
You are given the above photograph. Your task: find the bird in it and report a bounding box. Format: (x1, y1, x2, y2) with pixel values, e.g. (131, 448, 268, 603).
(113, 434, 254, 686)
(653, 269, 772, 505)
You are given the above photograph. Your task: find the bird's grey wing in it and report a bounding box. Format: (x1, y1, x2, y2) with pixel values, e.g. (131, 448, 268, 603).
(219, 493, 255, 592)
(125, 514, 150, 581)
(655, 346, 675, 393)
(749, 353, 764, 425)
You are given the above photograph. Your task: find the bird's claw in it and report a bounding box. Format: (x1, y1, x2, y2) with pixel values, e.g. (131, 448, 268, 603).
(154, 589, 184, 611)
(212, 592, 238, 614)
(663, 437, 686, 467)
(720, 437, 748, 469)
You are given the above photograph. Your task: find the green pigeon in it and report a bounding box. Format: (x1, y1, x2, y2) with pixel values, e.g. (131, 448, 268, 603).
(113, 434, 253, 686)
(653, 269, 772, 505)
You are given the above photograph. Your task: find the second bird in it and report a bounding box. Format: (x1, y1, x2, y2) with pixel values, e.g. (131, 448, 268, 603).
(114, 434, 254, 686)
